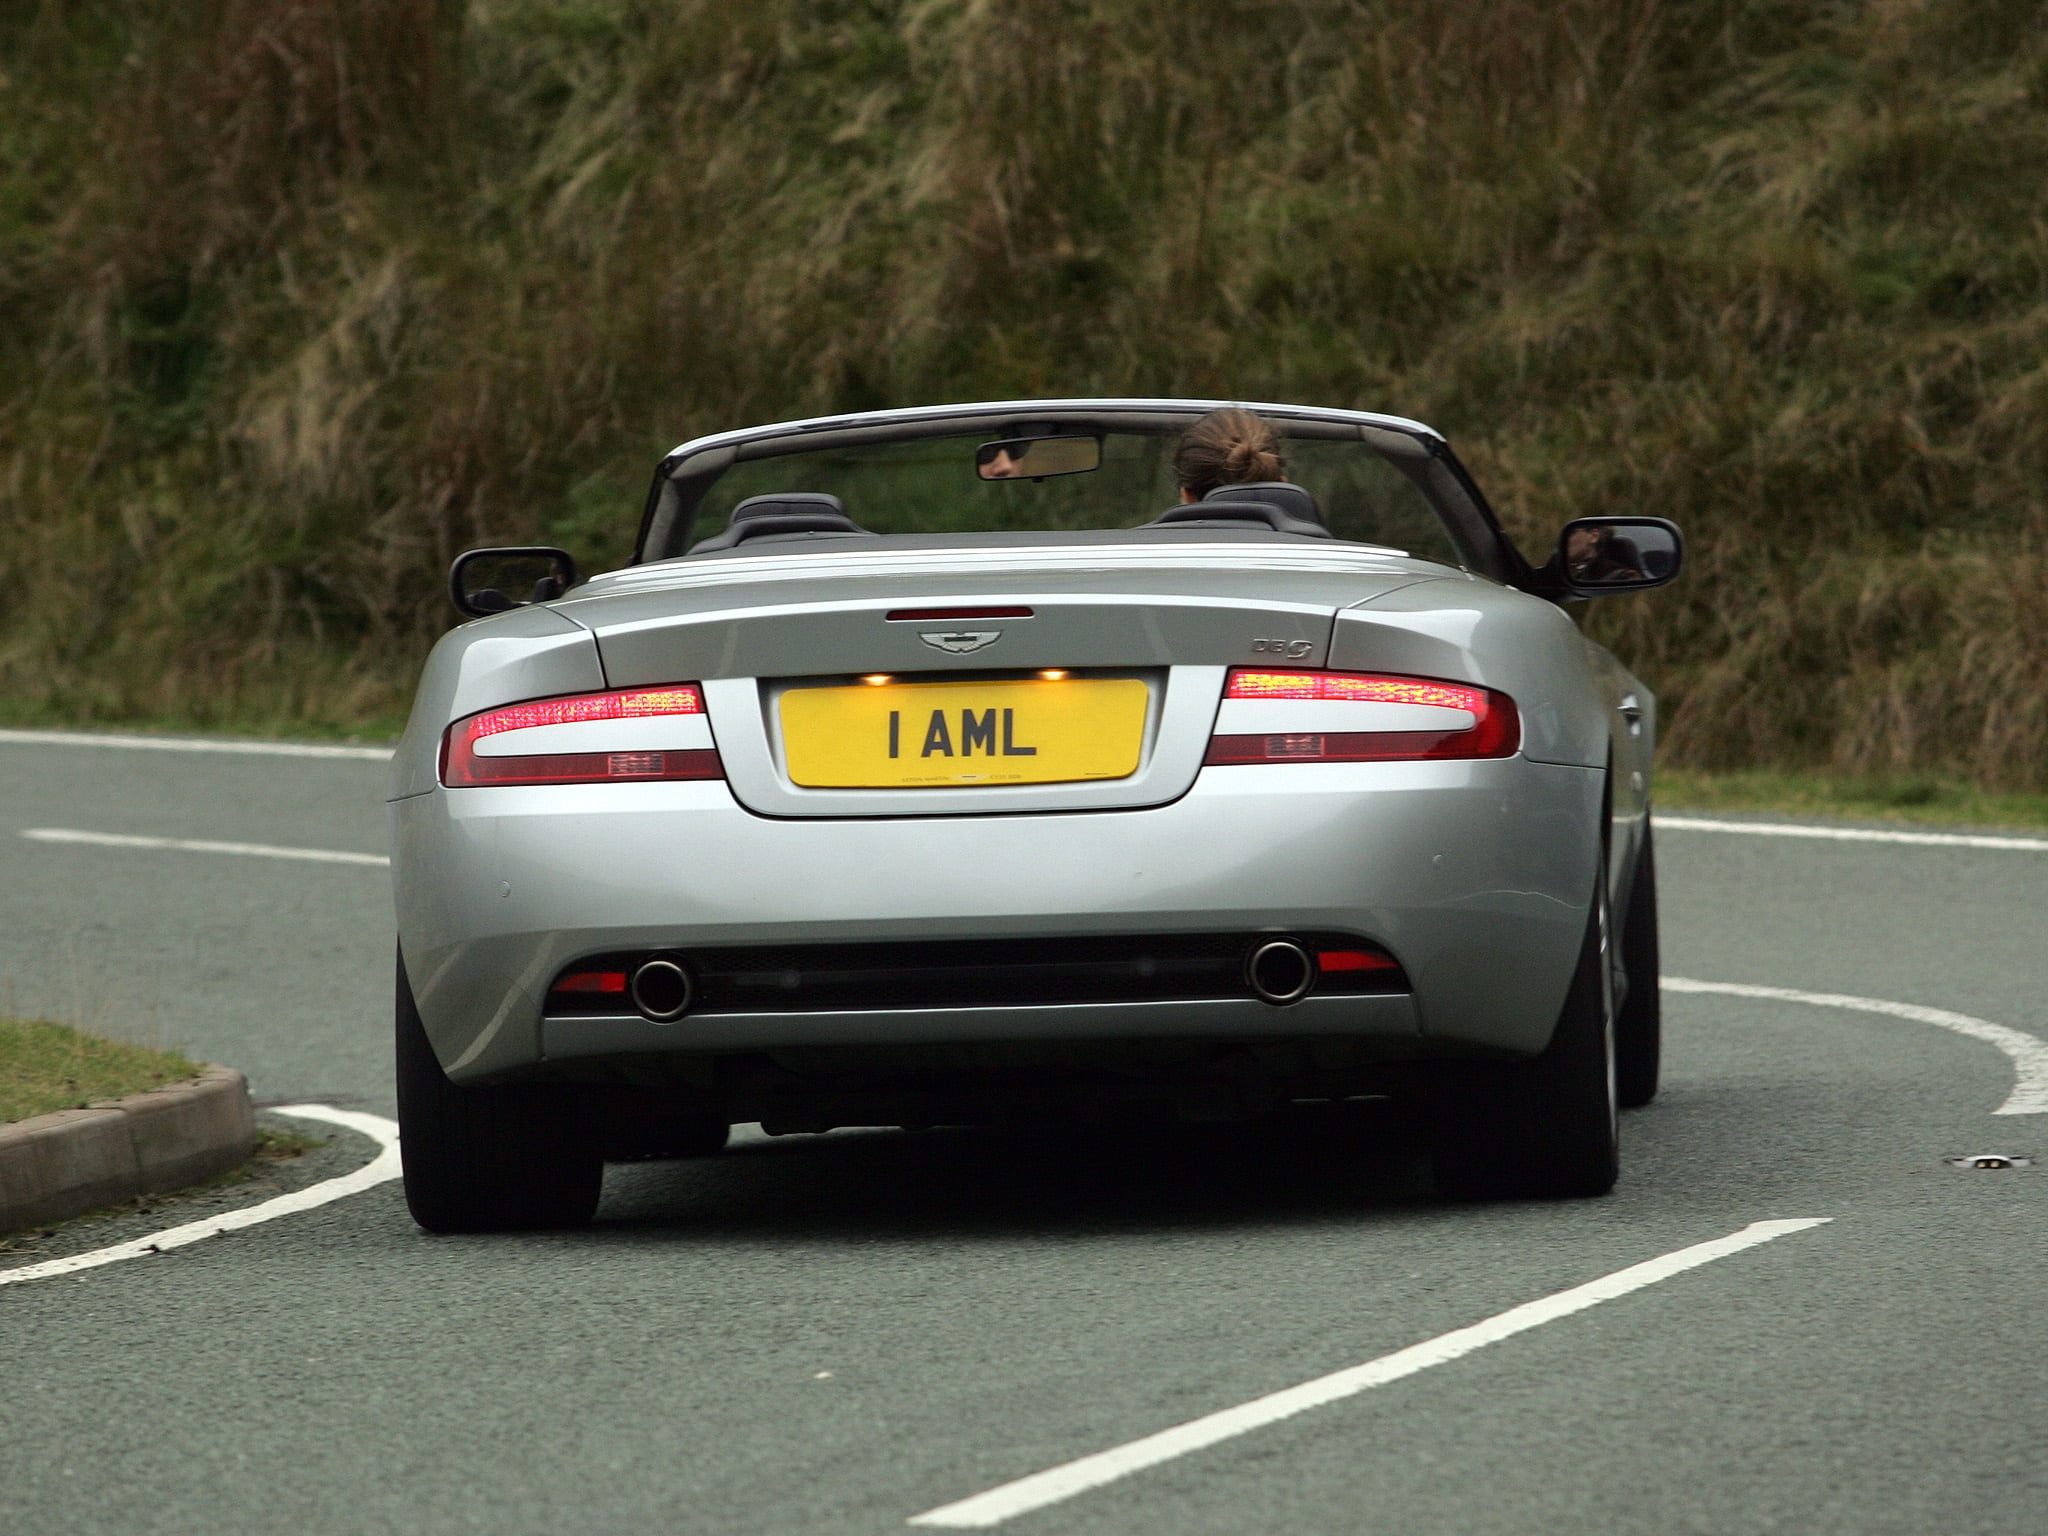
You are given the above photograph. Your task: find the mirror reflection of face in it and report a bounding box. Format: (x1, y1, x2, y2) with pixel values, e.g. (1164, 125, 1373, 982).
(975, 435, 1102, 481)
(1565, 524, 1653, 585)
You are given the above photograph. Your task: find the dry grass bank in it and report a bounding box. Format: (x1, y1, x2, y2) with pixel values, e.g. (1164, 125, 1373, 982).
(2, 0, 2044, 779)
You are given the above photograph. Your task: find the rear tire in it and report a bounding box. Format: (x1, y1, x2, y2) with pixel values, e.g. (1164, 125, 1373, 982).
(1616, 822, 1662, 1109)
(1429, 861, 1620, 1201)
(395, 948, 603, 1233)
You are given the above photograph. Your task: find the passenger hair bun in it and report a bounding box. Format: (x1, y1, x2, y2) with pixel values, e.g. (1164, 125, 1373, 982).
(1227, 439, 1280, 479)
(1173, 407, 1286, 499)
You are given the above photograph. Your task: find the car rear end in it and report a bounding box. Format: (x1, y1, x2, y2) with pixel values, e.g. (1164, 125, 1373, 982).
(390, 538, 1608, 1132)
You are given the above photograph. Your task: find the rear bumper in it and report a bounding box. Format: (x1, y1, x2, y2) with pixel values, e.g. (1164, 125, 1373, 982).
(391, 755, 1602, 1082)
(540, 994, 1419, 1063)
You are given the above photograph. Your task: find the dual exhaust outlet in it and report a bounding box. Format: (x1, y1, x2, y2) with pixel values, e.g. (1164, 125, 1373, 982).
(629, 956, 694, 1023)
(626, 937, 1321, 1021)
(1245, 938, 1316, 1006)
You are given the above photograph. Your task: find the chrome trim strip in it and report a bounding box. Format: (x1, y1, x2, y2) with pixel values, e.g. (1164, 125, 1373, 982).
(661, 397, 1443, 462)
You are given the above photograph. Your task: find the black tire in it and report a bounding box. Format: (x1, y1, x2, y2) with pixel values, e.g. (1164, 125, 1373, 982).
(395, 948, 603, 1233)
(1429, 857, 1620, 1201)
(1615, 821, 1661, 1109)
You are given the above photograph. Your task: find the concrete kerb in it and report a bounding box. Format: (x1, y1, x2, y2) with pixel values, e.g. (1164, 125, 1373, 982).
(0, 1067, 256, 1232)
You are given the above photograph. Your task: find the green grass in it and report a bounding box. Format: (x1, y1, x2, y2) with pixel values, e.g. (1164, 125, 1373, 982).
(0, 1016, 201, 1125)
(0, 696, 406, 745)
(1657, 769, 2048, 833)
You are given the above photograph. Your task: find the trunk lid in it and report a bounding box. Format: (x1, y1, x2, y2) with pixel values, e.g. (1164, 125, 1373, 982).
(555, 537, 1449, 816)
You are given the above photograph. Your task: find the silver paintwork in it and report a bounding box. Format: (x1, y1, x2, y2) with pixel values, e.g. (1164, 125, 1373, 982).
(541, 994, 1421, 1062)
(393, 756, 1604, 1080)
(656, 396, 1445, 463)
(390, 399, 1658, 1092)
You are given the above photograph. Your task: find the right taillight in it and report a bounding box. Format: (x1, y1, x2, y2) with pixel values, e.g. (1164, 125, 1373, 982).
(441, 684, 724, 787)
(1205, 668, 1519, 765)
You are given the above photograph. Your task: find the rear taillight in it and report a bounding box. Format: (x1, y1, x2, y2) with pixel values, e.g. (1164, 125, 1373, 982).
(1316, 948, 1400, 974)
(552, 970, 628, 995)
(440, 684, 724, 787)
(1205, 668, 1519, 765)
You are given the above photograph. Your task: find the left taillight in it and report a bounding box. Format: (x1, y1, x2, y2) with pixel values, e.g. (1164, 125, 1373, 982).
(1205, 668, 1520, 765)
(440, 684, 724, 787)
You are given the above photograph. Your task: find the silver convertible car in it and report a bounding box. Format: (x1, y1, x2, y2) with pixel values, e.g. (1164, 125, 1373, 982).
(389, 398, 1681, 1230)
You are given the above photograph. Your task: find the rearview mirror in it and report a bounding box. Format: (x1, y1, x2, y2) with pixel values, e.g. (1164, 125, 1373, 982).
(975, 435, 1102, 481)
(1552, 518, 1683, 596)
(448, 546, 581, 619)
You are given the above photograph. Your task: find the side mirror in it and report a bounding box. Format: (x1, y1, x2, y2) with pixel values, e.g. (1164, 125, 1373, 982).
(448, 546, 581, 619)
(1549, 518, 1683, 597)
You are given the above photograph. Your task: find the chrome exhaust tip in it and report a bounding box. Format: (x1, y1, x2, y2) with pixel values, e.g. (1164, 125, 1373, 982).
(630, 957, 695, 1023)
(1246, 939, 1315, 1006)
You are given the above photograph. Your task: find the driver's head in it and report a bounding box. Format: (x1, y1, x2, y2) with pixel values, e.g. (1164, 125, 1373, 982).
(982, 447, 1025, 478)
(1173, 409, 1285, 501)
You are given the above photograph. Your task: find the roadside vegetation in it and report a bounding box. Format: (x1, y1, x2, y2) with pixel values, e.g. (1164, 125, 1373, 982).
(1658, 768, 2048, 830)
(0, 1015, 199, 1123)
(3, 1, 2045, 786)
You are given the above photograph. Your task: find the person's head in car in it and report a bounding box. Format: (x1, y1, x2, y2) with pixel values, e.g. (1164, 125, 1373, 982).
(1173, 408, 1286, 502)
(1565, 525, 1645, 584)
(981, 445, 1027, 479)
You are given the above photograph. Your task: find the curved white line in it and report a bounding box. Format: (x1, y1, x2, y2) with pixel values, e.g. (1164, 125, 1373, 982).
(1666, 977, 2048, 1116)
(0, 1105, 401, 1288)
(22, 829, 389, 867)
(1657, 816, 2048, 853)
(0, 728, 390, 761)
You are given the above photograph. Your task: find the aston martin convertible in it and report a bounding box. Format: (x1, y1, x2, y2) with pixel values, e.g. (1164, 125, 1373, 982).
(388, 398, 1682, 1230)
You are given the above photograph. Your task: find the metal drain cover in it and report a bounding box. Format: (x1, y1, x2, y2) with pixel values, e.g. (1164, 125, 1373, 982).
(1943, 1153, 2034, 1170)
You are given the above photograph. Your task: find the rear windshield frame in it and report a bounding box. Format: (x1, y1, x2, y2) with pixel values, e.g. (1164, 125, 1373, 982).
(633, 402, 1529, 583)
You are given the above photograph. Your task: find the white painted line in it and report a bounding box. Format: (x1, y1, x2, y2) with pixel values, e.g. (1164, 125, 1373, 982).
(21, 828, 389, 867)
(0, 727, 391, 761)
(1665, 977, 2048, 1116)
(909, 1217, 1831, 1528)
(1657, 815, 2048, 852)
(0, 1105, 400, 1289)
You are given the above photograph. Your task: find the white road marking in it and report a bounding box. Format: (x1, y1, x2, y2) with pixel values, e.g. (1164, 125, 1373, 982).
(21, 828, 388, 867)
(1665, 977, 2048, 1116)
(908, 1217, 1831, 1528)
(0, 727, 390, 761)
(0, 1105, 400, 1289)
(1657, 815, 2048, 852)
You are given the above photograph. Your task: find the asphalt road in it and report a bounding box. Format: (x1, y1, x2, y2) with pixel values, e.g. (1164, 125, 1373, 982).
(2, 734, 2043, 1535)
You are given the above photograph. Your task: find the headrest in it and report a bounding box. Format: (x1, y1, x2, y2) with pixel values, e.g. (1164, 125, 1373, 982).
(734, 492, 848, 522)
(689, 492, 870, 553)
(1204, 481, 1324, 526)
(1144, 481, 1330, 539)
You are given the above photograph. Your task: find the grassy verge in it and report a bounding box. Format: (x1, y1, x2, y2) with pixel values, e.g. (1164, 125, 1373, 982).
(0, 699, 407, 745)
(1656, 769, 2048, 833)
(0, 1016, 201, 1124)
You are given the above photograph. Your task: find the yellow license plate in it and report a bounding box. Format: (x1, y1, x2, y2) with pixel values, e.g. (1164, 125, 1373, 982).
(780, 678, 1149, 788)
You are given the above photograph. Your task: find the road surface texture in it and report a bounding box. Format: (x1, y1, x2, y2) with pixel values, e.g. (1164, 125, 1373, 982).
(1, 732, 2041, 1534)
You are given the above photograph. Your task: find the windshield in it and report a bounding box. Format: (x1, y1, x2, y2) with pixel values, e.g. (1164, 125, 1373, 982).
(679, 428, 1464, 565)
